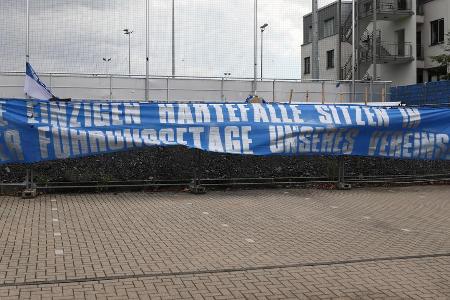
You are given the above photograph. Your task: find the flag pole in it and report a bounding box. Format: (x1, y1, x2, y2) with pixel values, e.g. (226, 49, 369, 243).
(25, 0, 34, 194)
(25, 0, 30, 101)
(26, 0, 30, 64)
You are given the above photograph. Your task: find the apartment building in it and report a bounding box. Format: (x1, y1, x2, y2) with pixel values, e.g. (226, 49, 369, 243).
(301, 0, 450, 85)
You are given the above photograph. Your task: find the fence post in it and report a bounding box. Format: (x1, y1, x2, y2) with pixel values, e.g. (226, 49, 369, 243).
(350, 81, 353, 103)
(423, 82, 427, 106)
(289, 89, 294, 104)
(321, 81, 325, 104)
(109, 75, 113, 100)
(166, 77, 170, 102)
(364, 87, 368, 105)
(272, 80, 276, 102)
(22, 167, 36, 199)
(370, 80, 373, 103)
(337, 157, 351, 190)
(25, 168, 29, 188)
(221, 77, 225, 102)
(189, 149, 206, 194)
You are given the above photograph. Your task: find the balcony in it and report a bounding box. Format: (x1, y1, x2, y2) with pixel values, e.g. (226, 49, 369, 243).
(359, 41, 414, 64)
(359, 0, 414, 21)
(416, 4, 424, 16)
(416, 4, 424, 23)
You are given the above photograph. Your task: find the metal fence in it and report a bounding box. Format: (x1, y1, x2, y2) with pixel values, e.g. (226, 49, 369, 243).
(0, 0, 303, 79)
(391, 80, 450, 107)
(0, 72, 392, 103)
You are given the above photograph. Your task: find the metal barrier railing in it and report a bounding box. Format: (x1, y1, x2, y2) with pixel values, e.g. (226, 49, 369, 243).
(0, 71, 392, 104)
(359, 42, 413, 62)
(359, 0, 413, 18)
(2, 152, 449, 196)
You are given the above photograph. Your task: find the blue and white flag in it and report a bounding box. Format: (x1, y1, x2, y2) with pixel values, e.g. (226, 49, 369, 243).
(24, 63, 53, 100)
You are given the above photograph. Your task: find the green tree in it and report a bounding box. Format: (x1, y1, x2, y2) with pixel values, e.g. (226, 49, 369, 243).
(430, 32, 450, 80)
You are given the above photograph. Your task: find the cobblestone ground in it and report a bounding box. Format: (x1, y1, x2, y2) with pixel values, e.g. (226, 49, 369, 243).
(0, 186, 449, 299)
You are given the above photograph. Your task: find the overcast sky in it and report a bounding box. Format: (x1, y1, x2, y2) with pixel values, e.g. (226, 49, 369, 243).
(0, 0, 333, 79)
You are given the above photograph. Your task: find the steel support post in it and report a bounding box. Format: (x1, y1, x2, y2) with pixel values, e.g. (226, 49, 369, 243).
(321, 81, 326, 104)
(337, 158, 352, 190)
(109, 75, 113, 100)
(189, 149, 206, 194)
(272, 80, 275, 102)
(221, 77, 225, 102)
(166, 78, 170, 102)
(22, 167, 37, 198)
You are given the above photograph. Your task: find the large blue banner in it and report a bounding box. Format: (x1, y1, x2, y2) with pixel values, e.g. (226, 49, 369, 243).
(0, 99, 449, 164)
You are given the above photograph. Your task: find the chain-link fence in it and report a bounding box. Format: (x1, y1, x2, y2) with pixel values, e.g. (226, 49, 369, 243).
(0, 0, 340, 79)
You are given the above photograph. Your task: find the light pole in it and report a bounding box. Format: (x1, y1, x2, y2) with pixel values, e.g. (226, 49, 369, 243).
(172, 0, 175, 77)
(351, 0, 356, 102)
(102, 58, 111, 74)
(253, 0, 258, 95)
(260, 23, 268, 81)
(145, 0, 149, 101)
(123, 28, 134, 76)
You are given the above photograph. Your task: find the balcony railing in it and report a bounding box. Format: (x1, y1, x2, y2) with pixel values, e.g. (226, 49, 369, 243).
(380, 42, 413, 58)
(359, 41, 413, 62)
(416, 4, 424, 16)
(359, 0, 412, 18)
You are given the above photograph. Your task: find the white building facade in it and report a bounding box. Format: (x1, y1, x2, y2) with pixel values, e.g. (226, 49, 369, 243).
(301, 0, 450, 86)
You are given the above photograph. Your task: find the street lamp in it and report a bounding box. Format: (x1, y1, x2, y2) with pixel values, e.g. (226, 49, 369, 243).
(102, 58, 111, 74)
(253, 0, 258, 96)
(260, 23, 268, 81)
(123, 28, 134, 75)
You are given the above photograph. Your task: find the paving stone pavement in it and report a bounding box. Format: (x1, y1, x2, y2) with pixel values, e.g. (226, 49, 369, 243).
(0, 185, 449, 299)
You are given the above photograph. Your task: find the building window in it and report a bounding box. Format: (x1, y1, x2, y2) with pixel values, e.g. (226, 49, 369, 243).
(398, 0, 407, 10)
(308, 26, 312, 43)
(304, 57, 311, 74)
(323, 18, 335, 37)
(326, 50, 335, 69)
(431, 19, 445, 45)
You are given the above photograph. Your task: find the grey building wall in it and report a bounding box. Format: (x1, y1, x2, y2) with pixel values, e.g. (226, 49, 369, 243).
(303, 2, 352, 45)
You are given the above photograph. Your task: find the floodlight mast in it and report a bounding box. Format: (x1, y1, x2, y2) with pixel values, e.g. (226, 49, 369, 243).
(260, 23, 269, 81)
(123, 29, 134, 76)
(253, 0, 258, 96)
